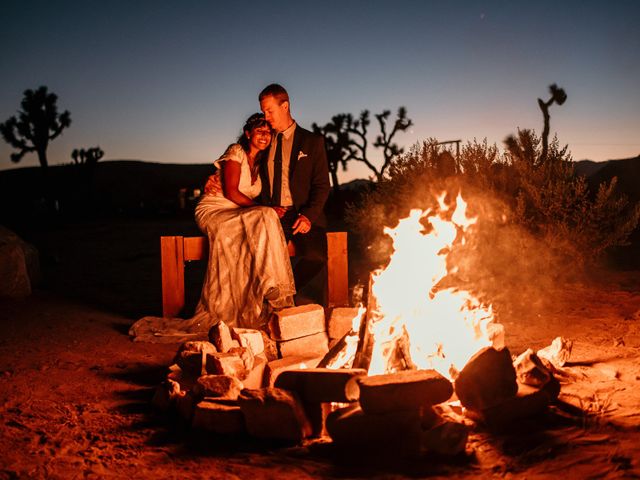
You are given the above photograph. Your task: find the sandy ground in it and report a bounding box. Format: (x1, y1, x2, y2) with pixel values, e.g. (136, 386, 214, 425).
(2, 219, 640, 479)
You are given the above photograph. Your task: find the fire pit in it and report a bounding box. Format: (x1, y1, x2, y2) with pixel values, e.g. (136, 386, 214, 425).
(153, 193, 570, 458)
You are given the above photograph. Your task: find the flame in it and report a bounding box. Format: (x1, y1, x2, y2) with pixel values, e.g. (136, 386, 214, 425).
(368, 193, 494, 379)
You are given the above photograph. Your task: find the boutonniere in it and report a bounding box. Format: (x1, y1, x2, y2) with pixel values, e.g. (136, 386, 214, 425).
(297, 151, 308, 161)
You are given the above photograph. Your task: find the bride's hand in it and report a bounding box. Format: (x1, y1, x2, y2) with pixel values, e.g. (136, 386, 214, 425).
(272, 206, 287, 218)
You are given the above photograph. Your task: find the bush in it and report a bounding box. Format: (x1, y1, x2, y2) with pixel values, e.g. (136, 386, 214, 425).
(345, 132, 640, 314)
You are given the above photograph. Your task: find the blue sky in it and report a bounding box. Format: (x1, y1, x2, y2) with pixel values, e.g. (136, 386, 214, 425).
(1, 0, 639, 182)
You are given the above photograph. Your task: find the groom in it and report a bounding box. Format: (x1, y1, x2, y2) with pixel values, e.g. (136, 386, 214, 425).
(258, 83, 331, 303)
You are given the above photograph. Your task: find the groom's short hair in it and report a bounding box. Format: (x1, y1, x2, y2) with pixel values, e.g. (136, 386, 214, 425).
(259, 83, 289, 105)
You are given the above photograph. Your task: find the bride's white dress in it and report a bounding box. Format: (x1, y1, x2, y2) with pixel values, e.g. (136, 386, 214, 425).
(129, 144, 295, 342)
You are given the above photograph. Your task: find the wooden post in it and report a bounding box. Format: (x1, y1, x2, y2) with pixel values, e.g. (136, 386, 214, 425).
(326, 232, 349, 307)
(161, 236, 185, 318)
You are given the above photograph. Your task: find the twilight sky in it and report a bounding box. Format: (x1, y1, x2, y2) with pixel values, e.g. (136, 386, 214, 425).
(1, 0, 639, 182)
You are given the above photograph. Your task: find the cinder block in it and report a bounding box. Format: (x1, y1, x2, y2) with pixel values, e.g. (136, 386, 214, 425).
(264, 356, 323, 387)
(193, 375, 243, 400)
(231, 328, 265, 356)
(327, 307, 360, 340)
(242, 356, 267, 390)
(204, 352, 247, 379)
(209, 321, 239, 353)
(277, 331, 329, 358)
(269, 304, 325, 341)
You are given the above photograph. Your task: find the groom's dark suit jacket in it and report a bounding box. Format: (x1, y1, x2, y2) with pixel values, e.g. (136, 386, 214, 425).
(260, 125, 331, 227)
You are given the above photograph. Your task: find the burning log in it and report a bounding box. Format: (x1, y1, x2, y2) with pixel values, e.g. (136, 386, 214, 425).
(356, 369, 453, 414)
(317, 329, 354, 368)
(352, 273, 377, 370)
(274, 368, 366, 403)
(453, 346, 518, 412)
(238, 387, 312, 442)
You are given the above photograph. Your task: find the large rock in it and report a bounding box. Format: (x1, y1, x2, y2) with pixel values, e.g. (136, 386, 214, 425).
(238, 387, 312, 442)
(0, 226, 40, 298)
(454, 347, 518, 412)
(325, 405, 426, 457)
(192, 399, 245, 434)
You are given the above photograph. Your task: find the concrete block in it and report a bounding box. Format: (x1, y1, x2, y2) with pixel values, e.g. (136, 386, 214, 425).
(327, 307, 360, 340)
(231, 327, 265, 356)
(242, 356, 267, 390)
(264, 356, 323, 387)
(269, 304, 325, 341)
(193, 375, 243, 400)
(277, 331, 329, 358)
(204, 352, 247, 379)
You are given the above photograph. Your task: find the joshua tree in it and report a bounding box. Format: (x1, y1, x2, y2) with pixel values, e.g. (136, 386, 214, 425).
(312, 116, 352, 190)
(538, 83, 567, 164)
(314, 107, 413, 183)
(71, 147, 104, 166)
(0, 86, 71, 169)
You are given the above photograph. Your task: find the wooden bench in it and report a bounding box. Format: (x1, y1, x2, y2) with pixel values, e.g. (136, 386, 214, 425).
(161, 232, 349, 318)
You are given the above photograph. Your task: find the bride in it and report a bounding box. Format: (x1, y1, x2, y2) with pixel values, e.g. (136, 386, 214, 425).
(130, 113, 295, 342)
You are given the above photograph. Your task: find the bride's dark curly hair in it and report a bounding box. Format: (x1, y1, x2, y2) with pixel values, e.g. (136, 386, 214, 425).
(237, 113, 271, 178)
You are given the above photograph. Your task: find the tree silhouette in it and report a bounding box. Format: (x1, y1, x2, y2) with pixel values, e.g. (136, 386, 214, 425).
(71, 146, 104, 166)
(71, 146, 104, 206)
(0, 86, 71, 169)
(313, 107, 413, 184)
(538, 83, 567, 164)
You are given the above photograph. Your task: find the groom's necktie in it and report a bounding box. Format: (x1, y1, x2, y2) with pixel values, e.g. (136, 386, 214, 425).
(272, 133, 283, 206)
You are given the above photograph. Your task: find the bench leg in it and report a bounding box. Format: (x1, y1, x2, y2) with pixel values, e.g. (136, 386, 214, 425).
(161, 236, 185, 318)
(326, 232, 349, 307)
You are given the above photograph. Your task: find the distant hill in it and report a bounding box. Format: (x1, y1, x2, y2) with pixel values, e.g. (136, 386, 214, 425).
(588, 156, 640, 202)
(1, 157, 638, 228)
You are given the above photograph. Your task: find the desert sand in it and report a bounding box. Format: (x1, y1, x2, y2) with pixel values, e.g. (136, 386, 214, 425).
(1, 218, 640, 479)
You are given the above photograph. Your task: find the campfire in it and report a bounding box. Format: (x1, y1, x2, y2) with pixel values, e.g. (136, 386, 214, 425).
(153, 192, 570, 457)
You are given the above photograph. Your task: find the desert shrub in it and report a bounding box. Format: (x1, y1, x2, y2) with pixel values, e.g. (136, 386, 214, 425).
(345, 131, 640, 313)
